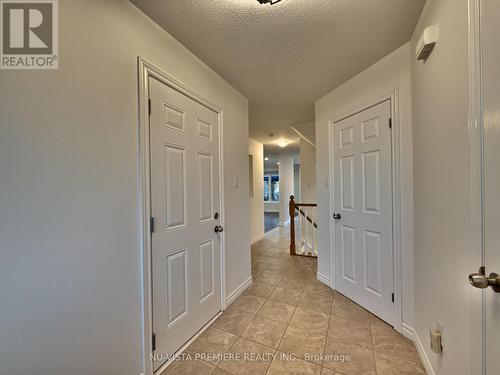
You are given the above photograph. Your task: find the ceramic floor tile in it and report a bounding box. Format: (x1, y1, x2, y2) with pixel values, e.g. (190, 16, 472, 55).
(371, 322, 420, 364)
(278, 278, 308, 293)
(374, 350, 425, 374)
(243, 282, 276, 299)
(289, 307, 330, 335)
(269, 286, 303, 305)
(230, 295, 266, 314)
(241, 316, 287, 349)
(212, 368, 233, 375)
(327, 315, 373, 349)
(320, 367, 339, 375)
(323, 338, 376, 375)
(305, 280, 334, 297)
(266, 353, 322, 375)
(331, 299, 369, 323)
(254, 271, 282, 286)
(278, 325, 326, 365)
(168, 227, 422, 375)
(185, 327, 238, 365)
(257, 299, 296, 324)
(162, 358, 216, 375)
(298, 292, 333, 314)
(217, 337, 275, 375)
(213, 309, 255, 336)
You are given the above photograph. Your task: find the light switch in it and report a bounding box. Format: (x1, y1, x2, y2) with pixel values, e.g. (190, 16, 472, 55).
(233, 176, 239, 188)
(324, 177, 329, 188)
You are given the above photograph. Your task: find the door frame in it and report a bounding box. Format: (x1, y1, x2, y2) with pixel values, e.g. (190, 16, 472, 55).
(137, 57, 227, 375)
(468, 0, 485, 374)
(328, 91, 404, 333)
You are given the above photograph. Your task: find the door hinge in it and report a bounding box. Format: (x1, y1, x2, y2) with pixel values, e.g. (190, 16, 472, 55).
(152, 333, 156, 351)
(389, 118, 392, 129)
(150, 217, 155, 233)
(148, 99, 152, 117)
(392, 293, 395, 303)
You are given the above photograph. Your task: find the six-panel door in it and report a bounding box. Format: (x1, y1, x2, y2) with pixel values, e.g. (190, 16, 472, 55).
(332, 100, 394, 324)
(149, 78, 221, 370)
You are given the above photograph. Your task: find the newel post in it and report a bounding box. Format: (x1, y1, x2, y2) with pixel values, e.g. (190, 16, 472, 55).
(289, 195, 296, 255)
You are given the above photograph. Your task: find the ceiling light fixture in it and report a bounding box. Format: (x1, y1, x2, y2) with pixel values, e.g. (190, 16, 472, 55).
(258, 0, 282, 5)
(276, 139, 289, 148)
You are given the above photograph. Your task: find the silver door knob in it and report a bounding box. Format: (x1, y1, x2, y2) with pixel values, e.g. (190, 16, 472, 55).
(469, 267, 500, 293)
(214, 225, 224, 233)
(333, 213, 342, 220)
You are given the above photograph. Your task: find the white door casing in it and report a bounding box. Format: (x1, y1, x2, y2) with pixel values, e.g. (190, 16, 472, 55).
(332, 100, 394, 324)
(149, 77, 222, 370)
(472, 1, 500, 373)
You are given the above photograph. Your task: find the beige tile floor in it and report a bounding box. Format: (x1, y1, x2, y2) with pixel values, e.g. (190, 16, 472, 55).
(163, 226, 425, 375)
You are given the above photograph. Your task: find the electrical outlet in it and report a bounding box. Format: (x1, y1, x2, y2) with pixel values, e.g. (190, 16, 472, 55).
(430, 321, 444, 354)
(430, 329, 442, 353)
(437, 321, 445, 348)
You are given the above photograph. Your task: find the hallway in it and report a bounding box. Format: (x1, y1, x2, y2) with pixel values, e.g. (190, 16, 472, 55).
(165, 226, 424, 375)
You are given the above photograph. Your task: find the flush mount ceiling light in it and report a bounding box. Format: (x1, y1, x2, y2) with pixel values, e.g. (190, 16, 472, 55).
(276, 139, 289, 148)
(258, 0, 282, 4)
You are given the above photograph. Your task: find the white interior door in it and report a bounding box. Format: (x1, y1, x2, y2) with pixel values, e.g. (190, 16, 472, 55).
(480, 1, 500, 373)
(149, 77, 221, 370)
(332, 100, 394, 324)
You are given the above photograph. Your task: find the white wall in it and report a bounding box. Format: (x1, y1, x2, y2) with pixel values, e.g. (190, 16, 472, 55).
(278, 155, 294, 225)
(0, 1, 250, 374)
(249, 138, 264, 243)
(299, 139, 316, 204)
(294, 164, 301, 202)
(411, 1, 471, 373)
(315, 43, 414, 331)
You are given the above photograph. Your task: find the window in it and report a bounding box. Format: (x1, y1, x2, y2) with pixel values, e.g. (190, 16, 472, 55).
(264, 175, 279, 202)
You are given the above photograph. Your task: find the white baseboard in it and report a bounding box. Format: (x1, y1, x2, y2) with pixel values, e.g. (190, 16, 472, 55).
(317, 272, 331, 287)
(401, 323, 416, 341)
(251, 233, 265, 244)
(413, 328, 436, 375)
(225, 276, 253, 307)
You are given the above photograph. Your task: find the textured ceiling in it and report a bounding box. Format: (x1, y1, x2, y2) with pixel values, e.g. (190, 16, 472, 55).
(132, 0, 425, 144)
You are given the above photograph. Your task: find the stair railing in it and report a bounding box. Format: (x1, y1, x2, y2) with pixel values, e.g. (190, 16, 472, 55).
(289, 195, 318, 257)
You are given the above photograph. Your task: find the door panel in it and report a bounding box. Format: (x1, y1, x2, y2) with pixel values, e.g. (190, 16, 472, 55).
(332, 100, 394, 324)
(150, 77, 221, 370)
(164, 145, 186, 229)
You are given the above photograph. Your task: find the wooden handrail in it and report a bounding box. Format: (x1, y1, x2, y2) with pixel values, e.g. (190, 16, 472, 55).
(289, 195, 318, 256)
(294, 203, 317, 207)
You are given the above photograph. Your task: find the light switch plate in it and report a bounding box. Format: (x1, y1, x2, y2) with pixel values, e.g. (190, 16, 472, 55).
(233, 176, 239, 188)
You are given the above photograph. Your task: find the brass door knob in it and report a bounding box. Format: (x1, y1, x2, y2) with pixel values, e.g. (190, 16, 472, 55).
(469, 268, 500, 293)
